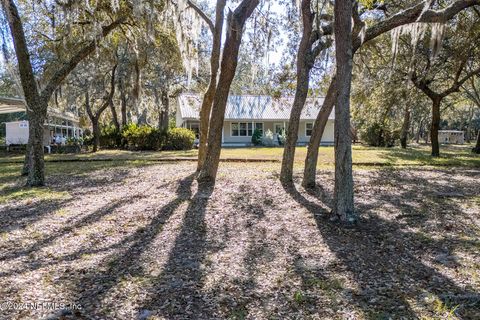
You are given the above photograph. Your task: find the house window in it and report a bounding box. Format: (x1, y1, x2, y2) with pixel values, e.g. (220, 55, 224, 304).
(232, 122, 262, 136)
(306, 122, 313, 136)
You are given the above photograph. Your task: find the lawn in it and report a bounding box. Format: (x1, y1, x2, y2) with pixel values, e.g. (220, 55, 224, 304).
(1, 143, 478, 168)
(0, 160, 479, 319)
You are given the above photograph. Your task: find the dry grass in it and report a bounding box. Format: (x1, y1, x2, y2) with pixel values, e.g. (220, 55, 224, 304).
(0, 161, 479, 319)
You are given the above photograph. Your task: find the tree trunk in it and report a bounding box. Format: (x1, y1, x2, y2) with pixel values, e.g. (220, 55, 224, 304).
(159, 89, 169, 131)
(430, 97, 442, 157)
(26, 113, 47, 186)
(280, 0, 314, 185)
(302, 77, 336, 189)
(197, 0, 226, 172)
(197, 0, 260, 184)
(132, 57, 142, 119)
(92, 118, 100, 153)
(110, 100, 120, 131)
(120, 80, 128, 127)
(333, 0, 356, 224)
(400, 105, 411, 149)
(416, 119, 423, 144)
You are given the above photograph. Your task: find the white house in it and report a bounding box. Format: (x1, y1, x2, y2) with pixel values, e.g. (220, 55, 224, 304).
(0, 96, 82, 147)
(176, 94, 334, 146)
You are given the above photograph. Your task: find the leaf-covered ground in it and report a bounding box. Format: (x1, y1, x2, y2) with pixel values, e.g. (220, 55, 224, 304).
(0, 162, 479, 319)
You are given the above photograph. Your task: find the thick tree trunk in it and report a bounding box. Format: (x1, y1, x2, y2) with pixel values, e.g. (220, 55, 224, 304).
(92, 118, 100, 153)
(159, 89, 169, 131)
(197, 0, 226, 172)
(197, 0, 260, 184)
(27, 114, 47, 186)
(333, 0, 356, 224)
(430, 97, 442, 157)
(400, 105, 411, 149)
(280, 0, 314, 185)
(2, 0, 47, 186)
(302, 77, 336, 188)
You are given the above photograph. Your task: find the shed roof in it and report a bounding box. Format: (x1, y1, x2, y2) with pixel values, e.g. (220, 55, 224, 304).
(0, 96, 79, 122)
(178, 94, 333, 121)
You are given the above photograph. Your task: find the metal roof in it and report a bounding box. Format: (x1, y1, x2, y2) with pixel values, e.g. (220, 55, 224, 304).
(0, 96, 25, 114)
(178, 94, 334, 121)
(0, 96, 79, 122)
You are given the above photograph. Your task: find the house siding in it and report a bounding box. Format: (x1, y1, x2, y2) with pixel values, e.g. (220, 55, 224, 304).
(222, 120, 334, 145)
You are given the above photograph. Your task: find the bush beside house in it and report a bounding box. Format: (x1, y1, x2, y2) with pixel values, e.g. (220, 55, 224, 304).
(89, 124, 195, 151)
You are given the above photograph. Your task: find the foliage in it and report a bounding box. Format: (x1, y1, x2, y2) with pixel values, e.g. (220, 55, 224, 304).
(66, 137, 84, 147)
(359, 121, 400, 147)
(121, 123, 164, 151)
(251, 129, 263, 146)
(100, 125, 124, 149)
(163, 128, 195, 150)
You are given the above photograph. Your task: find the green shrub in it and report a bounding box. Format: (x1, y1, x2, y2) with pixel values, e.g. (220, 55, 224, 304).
(122, 123, 164, 150)
(251, 128, 263, 146)
(83, 134, 94, 146)
(100, 124, 123, 149)
(164, 128, 195, 150)
(359, 121, 399, 147)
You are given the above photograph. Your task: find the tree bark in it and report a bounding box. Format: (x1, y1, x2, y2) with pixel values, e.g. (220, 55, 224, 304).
(197, 0, 226, 172)
(92, 117, 100, 153)
(280, 0, 314, 185)
(197, 0, 259, 184)
(302, 77, 336, 189)
(159, 89, 169, 131)
(333, 0, 356, 224)
(132, 57, 142, 122)
(400, 105, 411, 149)
(120, 79, 128, 127)
(430, 97, 442, 157)
(110, 100, 120, 131)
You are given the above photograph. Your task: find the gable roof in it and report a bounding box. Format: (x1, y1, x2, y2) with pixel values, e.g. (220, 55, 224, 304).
(178, 94, 334, 121)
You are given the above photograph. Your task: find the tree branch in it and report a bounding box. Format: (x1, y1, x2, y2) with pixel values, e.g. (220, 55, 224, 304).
(354, 0, 480, 50)
(186, 0, 214, 33)
(441, 66, 480, 97)
(40, 15, 127, 103)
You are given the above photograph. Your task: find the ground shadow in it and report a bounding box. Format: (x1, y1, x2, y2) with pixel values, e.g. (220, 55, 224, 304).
(137, 181, 216, 319)
(284, 168, 480, 319)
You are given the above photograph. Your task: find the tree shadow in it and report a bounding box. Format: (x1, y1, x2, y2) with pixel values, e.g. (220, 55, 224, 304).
(61, 173, 197, 318)
(137, 181, 216, 319)
(284, 169, 480, 318)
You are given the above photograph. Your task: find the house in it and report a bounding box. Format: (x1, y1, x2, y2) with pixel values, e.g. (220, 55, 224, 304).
(176, 94, 334, 146)
(438, 130, 464, 144)
(0, 96, 83, 149)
